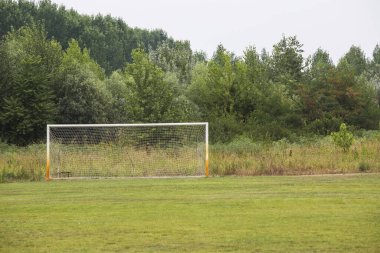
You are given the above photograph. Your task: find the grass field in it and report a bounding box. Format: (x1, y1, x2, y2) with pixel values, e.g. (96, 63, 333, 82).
(1, 175, 379, 252)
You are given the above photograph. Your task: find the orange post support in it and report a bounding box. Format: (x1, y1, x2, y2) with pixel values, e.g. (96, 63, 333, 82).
(45, 159, 50, 181)
(205, 159, 209, 177)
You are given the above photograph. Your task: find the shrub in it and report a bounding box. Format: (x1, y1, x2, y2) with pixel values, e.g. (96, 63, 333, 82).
(358, 162, 370, 172)
(331, 123, 354, 152)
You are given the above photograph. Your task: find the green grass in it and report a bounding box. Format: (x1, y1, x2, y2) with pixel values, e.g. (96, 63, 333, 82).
(1, 175, 379, 252)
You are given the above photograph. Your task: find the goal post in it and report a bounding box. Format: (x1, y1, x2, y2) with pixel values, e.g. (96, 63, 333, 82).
(45, 123, 209, 180)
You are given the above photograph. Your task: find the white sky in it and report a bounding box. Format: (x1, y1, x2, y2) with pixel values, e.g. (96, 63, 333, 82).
(51, 0, 379, 63)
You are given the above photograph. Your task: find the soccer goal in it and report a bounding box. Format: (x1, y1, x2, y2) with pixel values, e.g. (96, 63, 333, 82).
(45, 123, 209, 179)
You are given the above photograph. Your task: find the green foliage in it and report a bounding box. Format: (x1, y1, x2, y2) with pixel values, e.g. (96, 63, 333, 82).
(338, 46, 368, 76)
(247, 82, 302, 141)
(331, 123, 354, 152)
(306, 115, 342, 135)
(0, 23, 59, 145)
(244, 46, 270, 85)
(124, 49, 195, 123)
(124, 49, 171, 122)
(0, 0, 172, 73)
(1, 1, 380, 145)
(104, 71, 130, 123)
(271, 35, 305, 85)
(53, 39, 110, 124)
(308, 48, 334, 81)
(373, 44, 380, 65)
(187, 46, 247, 142)
(149, 40, 193, 85)
(0, 0, 36, 39)
(62, 39, 105, 79)
(301, 55, 380, 132)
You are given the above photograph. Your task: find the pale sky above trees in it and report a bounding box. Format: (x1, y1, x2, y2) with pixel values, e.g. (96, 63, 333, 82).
(46, 0, 380, 62)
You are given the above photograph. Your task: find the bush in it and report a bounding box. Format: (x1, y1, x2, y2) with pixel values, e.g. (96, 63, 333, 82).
(358, 162, 370, 172)
(331, 123, 354, 152)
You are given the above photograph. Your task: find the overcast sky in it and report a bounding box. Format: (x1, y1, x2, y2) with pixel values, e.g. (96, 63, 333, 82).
(51, 0, 379, 63)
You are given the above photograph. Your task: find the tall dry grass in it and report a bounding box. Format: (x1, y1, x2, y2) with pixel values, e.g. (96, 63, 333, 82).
(48, 144, 204, 178)
(1, 131, 380, 182)
(211, 132, 380, 176)
(0, 143, 45, 182)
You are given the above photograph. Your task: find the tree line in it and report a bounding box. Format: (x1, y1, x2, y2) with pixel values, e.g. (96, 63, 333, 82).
(0, 0, 380, 145)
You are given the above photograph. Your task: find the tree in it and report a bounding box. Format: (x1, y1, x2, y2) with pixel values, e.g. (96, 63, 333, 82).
(149, 40, 193, 85)
(192, 50, 207, 65)
(246, 82, 303, 140)
(124, 49, 186, 123)
(349, 74, 380, 129)
(300, 49, 339, 134)
(338, 46, 368, 76)
(308, 48, 334, 81)
(0, 23, 60, 145)
(0, 0, 36, 39)
(0, 0, 173, 73)
(244, 46, 266, 84)
(105, 71, 130, 123)
(53, 39, 110, 124)
(271, 35, 305, 85)
(331, 123, 354, 152)
(245, 37, 306, 139)
(373, 44, 380, 65)
(187, 45, 243, 142)
(370, 45, 380, 107)
(188, 46, 237, 116)
(235, 46, 272, 122)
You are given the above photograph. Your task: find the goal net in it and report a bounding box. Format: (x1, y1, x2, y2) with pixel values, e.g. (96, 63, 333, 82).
(46, 123, 208, 179)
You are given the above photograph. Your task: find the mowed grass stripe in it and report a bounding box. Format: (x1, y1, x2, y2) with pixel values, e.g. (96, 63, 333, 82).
(0, 175, 379, 252)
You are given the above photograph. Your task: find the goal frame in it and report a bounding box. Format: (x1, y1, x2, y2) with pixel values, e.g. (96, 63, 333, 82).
(45, 122, 209, 180)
